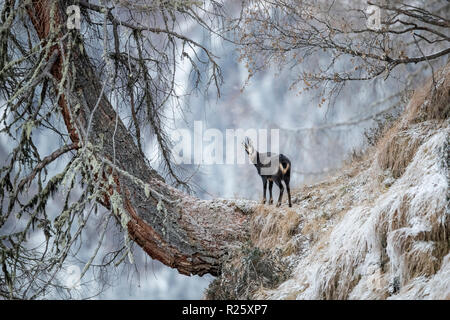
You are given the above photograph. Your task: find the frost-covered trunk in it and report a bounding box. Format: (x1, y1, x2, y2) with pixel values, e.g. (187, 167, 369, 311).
(26, 0, 251, 276)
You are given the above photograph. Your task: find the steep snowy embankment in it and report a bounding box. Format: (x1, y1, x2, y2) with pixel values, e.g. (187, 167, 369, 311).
(257, 64, 449, 300)
(208, 63, 449, 300)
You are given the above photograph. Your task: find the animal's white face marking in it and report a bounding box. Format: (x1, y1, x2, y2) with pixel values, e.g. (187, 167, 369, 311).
(249, 147, 257, 163)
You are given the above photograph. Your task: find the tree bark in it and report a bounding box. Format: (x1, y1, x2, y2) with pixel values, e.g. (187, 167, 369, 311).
(26, 0, 253, 276)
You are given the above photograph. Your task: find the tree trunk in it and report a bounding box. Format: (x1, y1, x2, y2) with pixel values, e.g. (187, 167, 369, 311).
(26, 0, 252, 276)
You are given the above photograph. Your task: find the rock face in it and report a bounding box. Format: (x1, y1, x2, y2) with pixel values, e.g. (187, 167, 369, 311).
(208, 64, 449, 300)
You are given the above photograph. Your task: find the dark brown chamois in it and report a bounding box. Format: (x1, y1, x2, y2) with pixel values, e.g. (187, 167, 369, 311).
(243, 137, 292, 207)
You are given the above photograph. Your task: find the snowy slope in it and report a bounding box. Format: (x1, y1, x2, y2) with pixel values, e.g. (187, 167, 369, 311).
(210, 63, 449, 300)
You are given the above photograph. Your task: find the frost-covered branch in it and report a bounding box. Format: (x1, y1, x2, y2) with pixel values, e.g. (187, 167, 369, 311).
(232, 0, 450, 103)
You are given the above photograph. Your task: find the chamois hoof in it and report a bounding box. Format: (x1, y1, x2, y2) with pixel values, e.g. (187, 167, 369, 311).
(276, 202, 281, 207)
(269, 199, 274, 205)
(261, 199, 266, 204)
(288, 203, 292, 208)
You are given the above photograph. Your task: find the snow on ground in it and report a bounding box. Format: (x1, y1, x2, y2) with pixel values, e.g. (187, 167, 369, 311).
(244, 67, 449, 299)
(251, 125, 448, 300)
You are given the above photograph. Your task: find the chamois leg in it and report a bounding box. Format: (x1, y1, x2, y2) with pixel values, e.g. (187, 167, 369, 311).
(275, 179, 284, 207)
(285, 178, 292, 207)
(261, 177, 267, 204)
(269, 180, 274, 204)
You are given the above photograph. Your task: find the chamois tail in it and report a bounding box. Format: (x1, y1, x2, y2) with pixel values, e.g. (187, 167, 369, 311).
(279, 162, 290, 175)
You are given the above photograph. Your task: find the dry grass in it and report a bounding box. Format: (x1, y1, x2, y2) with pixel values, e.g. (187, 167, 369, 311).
(204, 242, 292, 300)
(301, 216, 328, 242)
(406, 63, 450, 123)
(205, 202, 304, 299)
(251, 205, 301, 254)
(376, 62, 450, 178)
(376, 123, 427, 178)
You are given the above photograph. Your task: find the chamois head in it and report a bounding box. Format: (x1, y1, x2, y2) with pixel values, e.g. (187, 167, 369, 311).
(243, 136, 257, 163)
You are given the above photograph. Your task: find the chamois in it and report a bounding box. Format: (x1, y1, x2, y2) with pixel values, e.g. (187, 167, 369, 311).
(243, 137, 292, 207)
